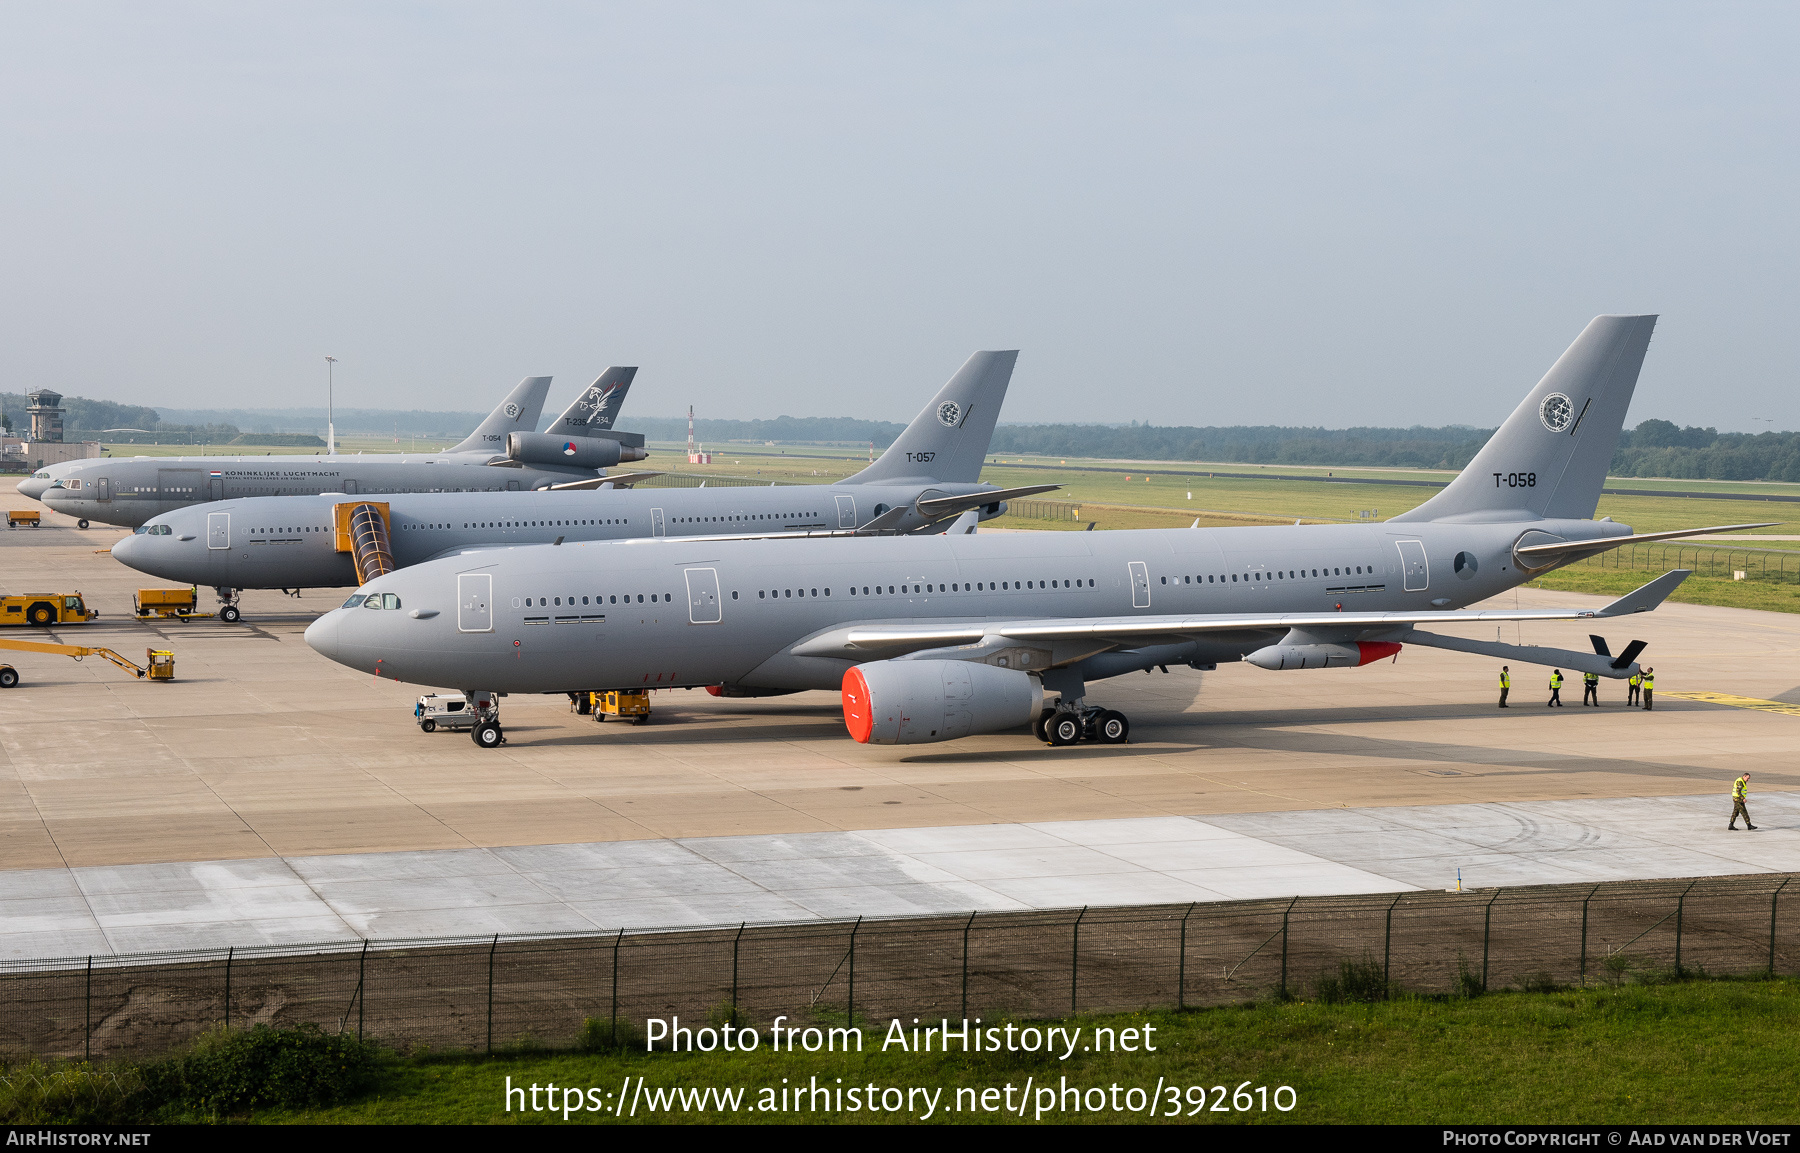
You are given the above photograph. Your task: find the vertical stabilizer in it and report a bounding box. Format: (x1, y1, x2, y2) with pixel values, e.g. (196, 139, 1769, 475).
(544, 367, 637, 438)
(1392, 315, 1656, 523)
(447, 376, 553, 455)
(842, 350, 1018, 485)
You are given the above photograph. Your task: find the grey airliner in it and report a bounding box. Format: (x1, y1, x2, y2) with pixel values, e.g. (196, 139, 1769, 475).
(110, 351, 1049, 613)
(303, 316, 1769, 749)
(35, 369, 647, 529)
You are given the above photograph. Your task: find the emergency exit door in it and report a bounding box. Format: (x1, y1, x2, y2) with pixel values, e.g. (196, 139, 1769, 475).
(457, 572, 493, 633)
(1395, 539, 1429, 592)
(685, 568, 722, 624)
(651, 508, 666, 537)
(1128, 561, 1151, 608)
(835, 495, 857, 528)
(207, 512, 231, 550)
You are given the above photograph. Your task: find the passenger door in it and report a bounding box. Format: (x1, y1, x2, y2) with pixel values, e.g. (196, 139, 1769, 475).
(1395, 540, 1429, 592)
(97, 477, 110, 503)
(457, 572, 493, 633)
(684, 568, 722, 624)
(345, 480, 359, 495)
(1128, 560, 1151, 608)
(208, 478, 223, 501)
(651, 507, 666, 538)
(835, 495, 857, 528)
(207, 512, 231, 550)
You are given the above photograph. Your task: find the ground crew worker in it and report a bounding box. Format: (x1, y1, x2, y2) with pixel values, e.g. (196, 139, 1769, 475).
(1641, 667, 1655, 710)
(1582, 671, 1600, 706)
(1627, 670, 1642, 706)
(1729, 773, 1756, 830)
(1547, 669, 1563, 707)
(1498, 666, 1511, 708)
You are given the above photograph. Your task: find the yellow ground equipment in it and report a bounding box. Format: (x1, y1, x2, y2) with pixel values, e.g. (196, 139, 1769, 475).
(7, 510, 41, 528)
(133, 587, 214, 621)
(589, 690, 651, 725)
(0, 638, 174, 684)
(0, 592, 99, 627)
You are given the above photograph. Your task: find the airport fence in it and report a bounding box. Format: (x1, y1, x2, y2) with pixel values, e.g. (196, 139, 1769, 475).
(636, 471, 810, 490)
(1567, 541, 1800, 582)
(2, 873, 1795, 1061)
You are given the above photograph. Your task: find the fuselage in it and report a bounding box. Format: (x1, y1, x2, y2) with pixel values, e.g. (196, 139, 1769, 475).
(304, 517, 1626, 695)
(38, 451, 598, 528)
(111, 482, 1010, 589)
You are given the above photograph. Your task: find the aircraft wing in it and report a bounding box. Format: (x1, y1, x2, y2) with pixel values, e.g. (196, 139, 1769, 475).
(791, 571, 1690, 658)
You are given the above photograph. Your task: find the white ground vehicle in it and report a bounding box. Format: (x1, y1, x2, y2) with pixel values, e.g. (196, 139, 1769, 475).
(415, 692, 500, 743)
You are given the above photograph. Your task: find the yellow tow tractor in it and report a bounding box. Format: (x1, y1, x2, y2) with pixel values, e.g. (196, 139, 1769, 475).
(0, 638, 175, 687)
(0, 591, 99, 627)
(578, 690, 652, 725)
(133, 587, 215, 621)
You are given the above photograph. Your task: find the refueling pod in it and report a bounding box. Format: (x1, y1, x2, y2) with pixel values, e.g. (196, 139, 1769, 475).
(1244, 641, 1402, 670)
(843, 659, 1046, 745)
(505, 431, 649, 470)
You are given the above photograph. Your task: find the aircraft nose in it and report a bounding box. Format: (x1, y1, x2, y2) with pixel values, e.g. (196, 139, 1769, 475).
(17, 478, 48, 499)
(111, 534, 142, 564)
(304, 613, 342, 663)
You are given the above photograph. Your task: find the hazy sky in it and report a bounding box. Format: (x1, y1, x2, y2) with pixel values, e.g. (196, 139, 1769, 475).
(1, 3, 1794, 430)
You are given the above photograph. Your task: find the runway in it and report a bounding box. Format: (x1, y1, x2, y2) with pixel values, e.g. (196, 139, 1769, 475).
(5, 480, 1800, 960)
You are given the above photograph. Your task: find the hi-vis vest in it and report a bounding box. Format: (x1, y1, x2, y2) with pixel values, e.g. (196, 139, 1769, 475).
(1584, 672, 1599, 685)
(1499, 671, 1511, 688)
(1550, 673, 1563, 689)
(1643, 672, 1655, 689)
(1734, 777, 1748, 801)
(1629, 673, 1642, 687)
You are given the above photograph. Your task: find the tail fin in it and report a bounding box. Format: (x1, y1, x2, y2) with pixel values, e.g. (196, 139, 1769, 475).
(544, 367, 637, 438)
(1392, 315, 1656, 523)
(842, 350, 1018, 485)
(447, 376, 552, 454)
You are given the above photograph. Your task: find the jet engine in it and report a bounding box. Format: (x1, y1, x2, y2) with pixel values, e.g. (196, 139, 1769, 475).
(505, 432, 649, 470)
(843, 659, 1045, 745)
(1244, 641, 1402, 670)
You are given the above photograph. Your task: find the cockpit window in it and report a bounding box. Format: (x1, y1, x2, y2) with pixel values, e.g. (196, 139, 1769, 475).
(155, 525, 171, 535)
(342, 594, 367, 609)
(133, 525, 148, 535)
(382, 593, 401, 610)
(33, 471, 49, 479)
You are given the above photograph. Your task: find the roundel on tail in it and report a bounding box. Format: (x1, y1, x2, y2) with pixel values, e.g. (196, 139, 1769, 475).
(562, 442, 579, 455)
(1539, 393, 1574, 433)
(505, 403, 521, 419)
(937, 402, 961, 428)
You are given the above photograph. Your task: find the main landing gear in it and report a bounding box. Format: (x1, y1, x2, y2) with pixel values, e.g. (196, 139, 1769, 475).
(1035, 705, 1130, 746)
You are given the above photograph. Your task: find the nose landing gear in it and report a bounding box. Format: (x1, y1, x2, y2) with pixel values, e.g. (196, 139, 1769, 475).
(213, 587, 242, 624)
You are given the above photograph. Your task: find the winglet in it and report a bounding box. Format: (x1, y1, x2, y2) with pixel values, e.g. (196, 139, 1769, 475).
(1596, 569, 1690, 616)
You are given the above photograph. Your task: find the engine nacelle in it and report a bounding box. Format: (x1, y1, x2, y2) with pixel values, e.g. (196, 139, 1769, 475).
(843, 659, 1045, 745)
(1245, 641, 1402, 670)
(505, 432, 648, 469)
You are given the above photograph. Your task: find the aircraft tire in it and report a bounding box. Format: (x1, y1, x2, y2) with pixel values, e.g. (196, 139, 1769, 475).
(420, 719, 436, 733)
(473, 721, 503, 749)
(1046, 714, 1083, 746)
(1096, 710, 1129, 744)
(77, 519, 89, 530)
(1033, 708, 1055, 743)
(0, 666, 17, 688)
(219, 605, 241, 624)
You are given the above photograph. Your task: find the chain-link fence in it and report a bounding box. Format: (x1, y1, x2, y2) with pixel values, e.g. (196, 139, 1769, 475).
(1566, 541, 1800, 582)
(3, 874, 1793, 1060)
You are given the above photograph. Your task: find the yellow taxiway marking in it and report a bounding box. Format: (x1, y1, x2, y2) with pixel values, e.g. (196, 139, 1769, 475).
(1664, 691, 1800, 717)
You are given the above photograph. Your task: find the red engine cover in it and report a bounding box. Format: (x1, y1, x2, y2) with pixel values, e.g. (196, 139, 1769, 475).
(842, 667, 875, 743)
(1357, 642, 1403, 666)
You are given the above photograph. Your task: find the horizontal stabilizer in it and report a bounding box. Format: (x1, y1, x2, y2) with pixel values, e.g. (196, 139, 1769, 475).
(1611, 639, 1647, 669)
(1589, 634, 1611, 657)
(1515, 523, 1780, 560)
(1596, 569, 1690, 616)
(914, 483, 1060, 520)
(545, 471, 661, 491)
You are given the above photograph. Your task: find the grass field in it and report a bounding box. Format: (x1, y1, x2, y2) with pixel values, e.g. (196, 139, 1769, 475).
(235, 978, 1800, 1125)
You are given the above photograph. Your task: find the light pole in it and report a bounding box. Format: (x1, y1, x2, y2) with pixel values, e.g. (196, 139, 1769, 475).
(325, 356, 338, 454)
